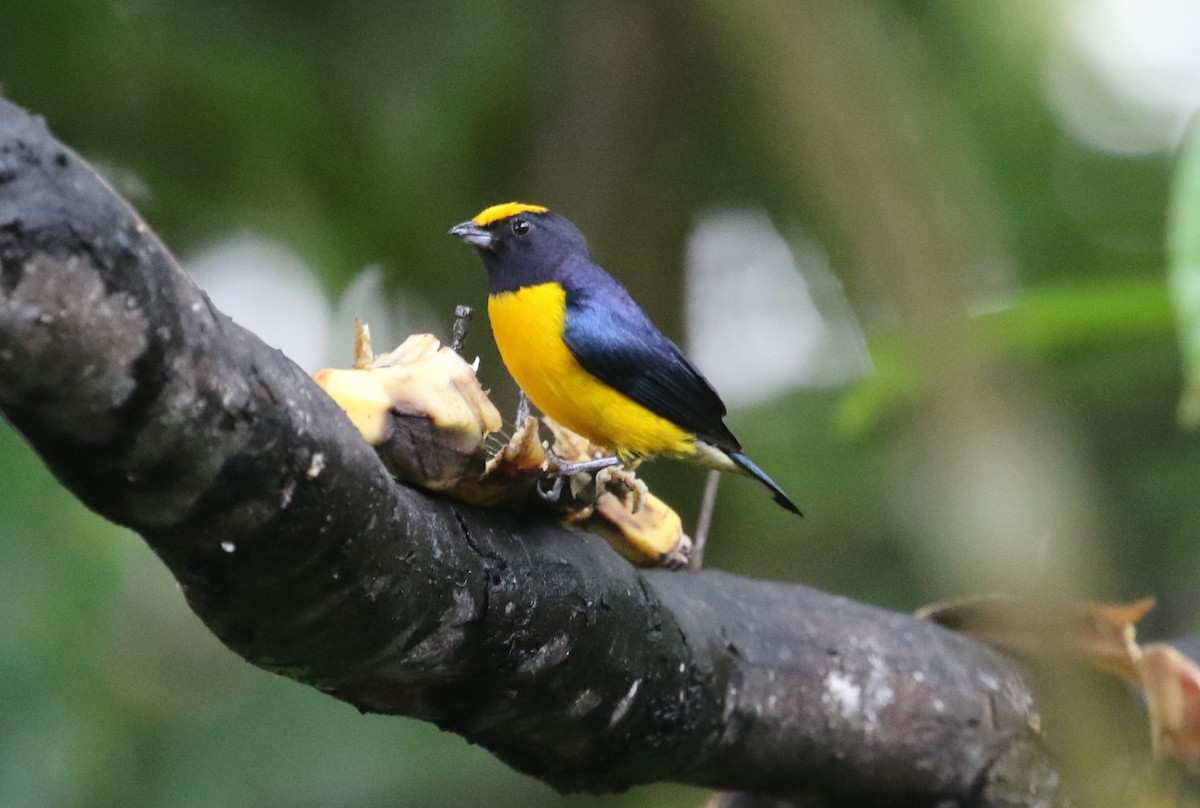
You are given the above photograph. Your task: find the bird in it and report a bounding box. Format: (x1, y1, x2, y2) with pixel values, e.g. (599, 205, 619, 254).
(449, 202, 801, 515)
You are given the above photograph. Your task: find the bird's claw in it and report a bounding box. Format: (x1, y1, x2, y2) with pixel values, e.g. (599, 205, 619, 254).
(539, 451, 623, 506)
(537, 474, 566, 503)
(595, 464, 648, 513)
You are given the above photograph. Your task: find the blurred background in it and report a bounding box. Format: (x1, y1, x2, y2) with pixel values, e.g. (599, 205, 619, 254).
(2, 0, 1199, 805)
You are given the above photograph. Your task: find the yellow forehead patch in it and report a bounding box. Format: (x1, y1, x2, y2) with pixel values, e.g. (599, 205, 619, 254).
(472, 202, 549, 227)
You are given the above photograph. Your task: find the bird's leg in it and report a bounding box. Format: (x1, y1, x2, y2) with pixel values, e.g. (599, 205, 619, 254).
(548, 454, 622, 477)
(537, 452, 623, 504)
(515, 390, 531, 425)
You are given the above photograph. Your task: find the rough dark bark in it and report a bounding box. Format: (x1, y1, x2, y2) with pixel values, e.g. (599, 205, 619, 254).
(0, 96, 1063, 806)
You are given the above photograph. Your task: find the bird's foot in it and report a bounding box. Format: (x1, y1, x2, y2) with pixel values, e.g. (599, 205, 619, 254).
(536, 474, 566, 503)
(515, 390, 531, 426)
(594, 464, 648, 513)
(537, 452, 623, 505)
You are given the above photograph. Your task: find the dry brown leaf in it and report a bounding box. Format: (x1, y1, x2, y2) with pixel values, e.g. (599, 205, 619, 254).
(1133, 795, 1183, 808)
(1075, 598, 1156, 684)
(917, 595, 1153, 684)
(920, 594, 1200, 775)
(1139, 643, 1200, 768)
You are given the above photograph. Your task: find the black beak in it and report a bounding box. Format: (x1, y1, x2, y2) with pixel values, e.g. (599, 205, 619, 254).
(448, 221, 494, 250)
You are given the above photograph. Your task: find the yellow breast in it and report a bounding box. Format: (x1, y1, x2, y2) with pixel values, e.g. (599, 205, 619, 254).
(487, 283, 695, 459)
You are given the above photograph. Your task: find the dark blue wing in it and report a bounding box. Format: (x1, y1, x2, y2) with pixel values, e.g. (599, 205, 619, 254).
(561, 278, 741, 453)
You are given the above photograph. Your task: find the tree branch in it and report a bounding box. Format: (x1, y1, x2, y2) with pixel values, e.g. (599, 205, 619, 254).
(0, 96, 1061, 806)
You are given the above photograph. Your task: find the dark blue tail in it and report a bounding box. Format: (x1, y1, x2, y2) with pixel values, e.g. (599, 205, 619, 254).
(730, 452, 802, 516)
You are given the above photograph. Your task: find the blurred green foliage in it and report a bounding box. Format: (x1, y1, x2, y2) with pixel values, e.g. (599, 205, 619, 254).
(1169, 121, 1200, 428)
(1, 1, 1197, 805)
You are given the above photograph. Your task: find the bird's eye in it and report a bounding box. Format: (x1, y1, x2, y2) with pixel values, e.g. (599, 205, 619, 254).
(511, 218, 531, 237)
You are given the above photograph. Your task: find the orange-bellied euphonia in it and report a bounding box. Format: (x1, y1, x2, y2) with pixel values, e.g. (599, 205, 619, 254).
(449, 202, 801, 515)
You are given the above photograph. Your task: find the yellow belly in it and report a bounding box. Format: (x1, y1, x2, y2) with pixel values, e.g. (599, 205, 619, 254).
(488, 283, 695, 459)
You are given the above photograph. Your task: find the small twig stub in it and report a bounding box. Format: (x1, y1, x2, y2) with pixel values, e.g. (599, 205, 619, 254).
(451, 304, 473, 355)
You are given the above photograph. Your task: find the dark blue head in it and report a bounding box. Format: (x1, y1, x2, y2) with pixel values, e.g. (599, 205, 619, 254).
(449, 203, 591, 294)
